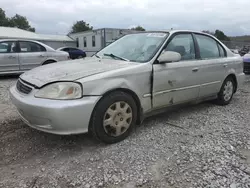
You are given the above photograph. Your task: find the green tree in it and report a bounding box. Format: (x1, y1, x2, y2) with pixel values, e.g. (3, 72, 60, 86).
(9, 14, 35, 32)
(202, 29, 230, 41)
(214, 29, 230, 41)
(202, 30, 214, 35)
(131, 25, 146, 31)
(0, 8, 8, 26)
(70, 20, 93, 34)
(0, 8, 35, 32)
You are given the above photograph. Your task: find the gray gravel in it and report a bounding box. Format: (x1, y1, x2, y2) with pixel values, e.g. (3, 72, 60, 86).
(1, 76, 250, 188)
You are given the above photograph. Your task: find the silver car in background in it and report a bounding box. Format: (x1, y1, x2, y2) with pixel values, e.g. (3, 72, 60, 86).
(10, 30, 245, 144)
(0, 39, 69, 75)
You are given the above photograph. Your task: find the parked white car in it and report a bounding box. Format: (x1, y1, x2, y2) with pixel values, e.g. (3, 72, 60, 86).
(0, 39, 69, 75)
(10, 30, 245, 143)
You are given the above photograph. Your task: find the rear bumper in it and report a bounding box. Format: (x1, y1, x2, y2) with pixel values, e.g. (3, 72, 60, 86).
(236, 72, 245, 89)
(9, 86, 101, 135)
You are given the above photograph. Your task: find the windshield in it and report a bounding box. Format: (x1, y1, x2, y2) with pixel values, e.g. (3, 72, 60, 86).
(96, 32, 168, 62)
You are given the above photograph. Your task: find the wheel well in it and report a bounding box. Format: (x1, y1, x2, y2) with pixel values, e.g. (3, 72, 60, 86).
(226, 74, 237, 93)
(42, 59, 56, 65)
(89, 88, 143, 132)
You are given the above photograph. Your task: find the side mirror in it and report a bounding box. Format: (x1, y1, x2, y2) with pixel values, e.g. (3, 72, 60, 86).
(157, 51, 181, 63)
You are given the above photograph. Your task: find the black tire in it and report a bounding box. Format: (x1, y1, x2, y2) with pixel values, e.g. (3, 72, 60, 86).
(42, 60, 56, 65)
(216, 76, 236, 105)
(89, 91, 137, 144)
(77, 55, 83, 59)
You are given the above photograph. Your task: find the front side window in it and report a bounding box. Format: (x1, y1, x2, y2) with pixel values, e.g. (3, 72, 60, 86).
(165, 34, 195, 61)
(0, 41, 17, 53)
(19, 41, 46, 52)
(84, 37, 87, 47)
(195, 34, 220, 59)
(92, 36, 95, 47)
(96, 32, 168, 62)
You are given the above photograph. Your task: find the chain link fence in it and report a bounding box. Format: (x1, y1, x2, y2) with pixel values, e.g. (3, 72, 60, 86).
(221, 40, 250, 50)
(221, 40, 250, 56)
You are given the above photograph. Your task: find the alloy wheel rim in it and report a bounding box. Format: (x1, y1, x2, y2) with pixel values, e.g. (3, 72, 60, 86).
(103, 101, 132, 137)
(223, 81, 233, 101)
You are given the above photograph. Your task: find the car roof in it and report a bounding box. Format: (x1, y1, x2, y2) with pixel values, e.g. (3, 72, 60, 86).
(128, 30, 214, 37)
(58, 46, 79, 49)
(0, 39, 42, 43)
(57, 46, 81, 51)
(0, 39, 55, 51)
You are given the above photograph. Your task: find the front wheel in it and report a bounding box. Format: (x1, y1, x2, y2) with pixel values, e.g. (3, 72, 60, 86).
(216, 77, 235, 105)
(89, 91, 137, 144)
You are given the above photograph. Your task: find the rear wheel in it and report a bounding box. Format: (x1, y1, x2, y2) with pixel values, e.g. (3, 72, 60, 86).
(216, 77, 235, 105)
(90, 91, 137, 144)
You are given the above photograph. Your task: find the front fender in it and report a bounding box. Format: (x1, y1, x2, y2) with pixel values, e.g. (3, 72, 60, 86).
(84, 77, 142, 97)
(80, 69, 152, 113)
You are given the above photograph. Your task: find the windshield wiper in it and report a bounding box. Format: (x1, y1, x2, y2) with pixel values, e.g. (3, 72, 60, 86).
(103, 53, 129, 61)
(94, 54, 100, 58)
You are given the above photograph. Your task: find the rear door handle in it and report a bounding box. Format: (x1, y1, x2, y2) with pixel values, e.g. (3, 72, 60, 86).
(192, 67, 199, 72)
(39, 55, 45, 58)
(223, 64, 228, 68)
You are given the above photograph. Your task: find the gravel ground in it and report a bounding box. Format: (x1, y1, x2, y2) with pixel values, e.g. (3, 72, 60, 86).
(0, 76, 250, 188)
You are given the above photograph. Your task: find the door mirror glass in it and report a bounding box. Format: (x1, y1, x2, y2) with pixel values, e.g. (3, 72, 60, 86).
(157, 51, 181, 63)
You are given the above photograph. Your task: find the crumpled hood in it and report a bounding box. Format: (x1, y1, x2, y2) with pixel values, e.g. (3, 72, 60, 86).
(20, 57, 137, 87)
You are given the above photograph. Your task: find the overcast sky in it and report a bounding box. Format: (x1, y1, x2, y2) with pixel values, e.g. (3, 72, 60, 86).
(1, 0, 250, 36)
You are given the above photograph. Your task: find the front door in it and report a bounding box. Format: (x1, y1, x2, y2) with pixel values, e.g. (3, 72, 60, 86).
(18, 41, 47, 70)
(153, 33, 201, 108)
(0, 41, 19, 73)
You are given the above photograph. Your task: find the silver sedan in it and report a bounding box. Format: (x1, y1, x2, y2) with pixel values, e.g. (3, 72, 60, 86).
(10, 30, 245, 143)
(0, 39, 69, 75)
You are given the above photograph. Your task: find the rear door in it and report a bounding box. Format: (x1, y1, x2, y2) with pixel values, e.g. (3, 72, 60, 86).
(0, 41, 19, 72)
(18, 41, 47, 70)
(193, 34, 227, 97)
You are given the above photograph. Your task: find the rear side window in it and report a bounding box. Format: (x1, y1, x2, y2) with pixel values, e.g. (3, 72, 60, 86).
(217, 44, 226, 57)
(195, 34, 220, 59)
(63, 48, 69, 51)
(19, 41, 46, 52)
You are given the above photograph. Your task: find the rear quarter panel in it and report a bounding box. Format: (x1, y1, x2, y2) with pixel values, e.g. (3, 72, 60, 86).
(227, 55, 245, 89)
(219, 43, 245, 89)
(46, 51, 69, 62)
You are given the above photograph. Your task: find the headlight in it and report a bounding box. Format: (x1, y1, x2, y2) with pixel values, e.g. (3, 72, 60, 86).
(35, 82, 82, 100)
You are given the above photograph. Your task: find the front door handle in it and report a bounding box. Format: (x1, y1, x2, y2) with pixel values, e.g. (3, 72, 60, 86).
(8, 55, 16, 59)
(223, 64, 228, 68)
(192, 67, 199, 72)
(39, 55, 45, 58)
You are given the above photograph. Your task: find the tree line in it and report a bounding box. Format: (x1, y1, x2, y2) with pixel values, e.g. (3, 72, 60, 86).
(0, 8, 35, 32)
(0, 7, 235, 42)
(69, 20, 145, 33)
